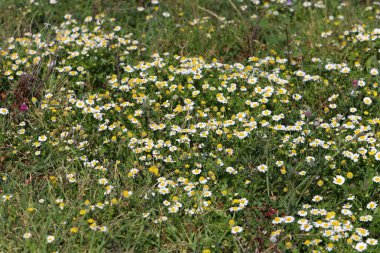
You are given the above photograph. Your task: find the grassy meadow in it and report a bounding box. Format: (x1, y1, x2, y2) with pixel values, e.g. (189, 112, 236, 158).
(0, 0, 380, 252)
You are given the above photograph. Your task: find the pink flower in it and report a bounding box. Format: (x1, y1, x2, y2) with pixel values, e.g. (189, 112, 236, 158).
(20, 103, 28, 112)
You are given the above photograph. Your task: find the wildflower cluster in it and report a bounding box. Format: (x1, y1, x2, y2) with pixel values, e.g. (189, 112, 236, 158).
(0, 1, 380, 252)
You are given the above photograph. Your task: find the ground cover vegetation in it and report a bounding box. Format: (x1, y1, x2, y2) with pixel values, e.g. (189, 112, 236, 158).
(0, 0, 380, 252)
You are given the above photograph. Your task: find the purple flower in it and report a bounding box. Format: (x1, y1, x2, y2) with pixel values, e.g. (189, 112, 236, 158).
(305, 110, 312, 117)
(286, 0, 292, 6)
(20, 103, 28, 112)
(352, 80, 358, 89)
